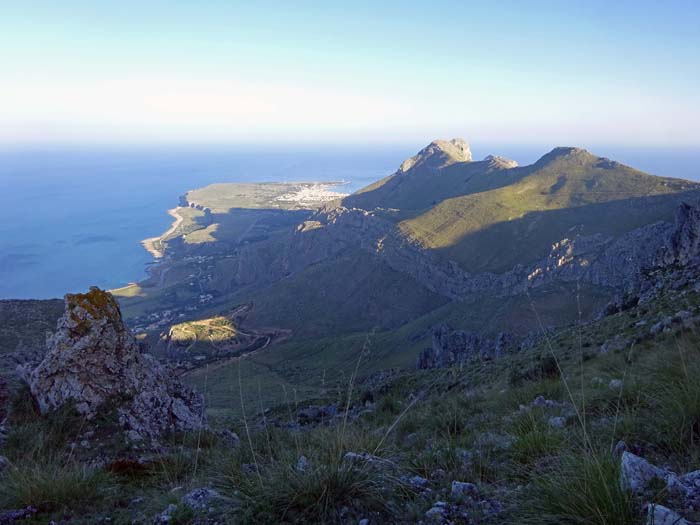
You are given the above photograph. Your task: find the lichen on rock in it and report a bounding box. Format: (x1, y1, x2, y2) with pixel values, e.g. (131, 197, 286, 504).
(26, 287, 204, 443)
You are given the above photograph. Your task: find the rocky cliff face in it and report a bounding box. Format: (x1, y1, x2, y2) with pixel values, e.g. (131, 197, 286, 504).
(229, 199, 700, 309)
(0, 375, 7, 425)
(661, 202, 700, 267)
(25, 287, 204, 443)
(417, 325, 514, 369)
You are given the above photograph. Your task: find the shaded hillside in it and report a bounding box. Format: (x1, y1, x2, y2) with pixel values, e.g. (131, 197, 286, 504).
(112, 140, 700, 416)
(346, 143, 699, 273)
(6, 255, 700, 524)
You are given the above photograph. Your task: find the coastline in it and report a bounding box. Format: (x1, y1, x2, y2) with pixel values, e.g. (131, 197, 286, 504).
(139, 181, 349, 260)
(140, 207, 184, 259)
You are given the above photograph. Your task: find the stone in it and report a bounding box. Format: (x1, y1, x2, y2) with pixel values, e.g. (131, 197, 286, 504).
(612, 440, 627, 458)
(154, 503, 177, 524)
(620, 452, 667, 494)
(0, 455, 8, 471)
(430, 468, 447, 480)
(359, 520, 369, 525)
(425, 505, 446, 521)
(674, 470, 700, 511)
(297, 404, 338, 424)
(406, 475, 429, 489)
(608, 379, 623, 391)
(548, 416, 567, 428)
(0, 506, 38, 523)
(25, 287, 204, 443)
(650, 317, 673, 335)
(343, 451, 384, 465)
(296, 455, 310, 473)
(181, 487, 220, 511)
(219, 429, 240, 449)
(645, 503, 689, 525)
(403, 432, 420, 447)
(451, 480, 479, 500)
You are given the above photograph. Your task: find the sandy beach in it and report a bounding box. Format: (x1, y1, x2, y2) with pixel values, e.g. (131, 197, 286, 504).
(141, 207, 184, 259)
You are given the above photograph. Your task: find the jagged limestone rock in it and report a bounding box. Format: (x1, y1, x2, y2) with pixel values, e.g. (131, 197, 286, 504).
(26, 287, 204, 443)
(646, 504, 690, 525)
(398, 138, 472, 173)
(483, 154, 518, 169)
(620, 452, 668, 494)
(0, 376, 8, 423)
(662, 202, 700, 267)
(417, 325, 514, 369)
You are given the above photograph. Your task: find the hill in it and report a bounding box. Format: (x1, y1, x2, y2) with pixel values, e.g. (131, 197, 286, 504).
(4, 245, 700, 523)
(109, 140, 700, 416)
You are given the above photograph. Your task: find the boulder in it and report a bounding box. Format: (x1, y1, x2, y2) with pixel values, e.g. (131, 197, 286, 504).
(25, 287, 204, 443)
(0, 506, 38, 524)
(219, 429, 240, 449)
(296, 455, 310, 473)
(645, 503, 689, 525)
(608, 379, 624, 391)
(620, 452, 667, 494)
(548, 416, 567, 429)
(297, 404, 338, 424)
(451, 480, 479, 500)
(181, 487, 221, 511)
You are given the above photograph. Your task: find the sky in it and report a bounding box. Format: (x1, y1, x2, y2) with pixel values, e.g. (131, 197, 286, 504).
(1, 0, 699, 146)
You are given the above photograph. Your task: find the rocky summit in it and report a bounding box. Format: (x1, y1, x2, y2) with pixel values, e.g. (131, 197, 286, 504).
(25, 287, 203, 443)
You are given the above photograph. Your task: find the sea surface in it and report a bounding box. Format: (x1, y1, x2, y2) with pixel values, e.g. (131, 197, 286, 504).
(1, 143, 699, 299)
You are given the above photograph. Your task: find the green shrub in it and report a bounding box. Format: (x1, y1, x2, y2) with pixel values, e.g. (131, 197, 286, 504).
(510, 410, 564, 465)
(520, 451, 640, 524)
(0, 459, 115, 513)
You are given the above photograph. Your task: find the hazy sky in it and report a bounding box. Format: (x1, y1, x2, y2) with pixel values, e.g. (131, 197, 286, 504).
(2, 1, 699, 145)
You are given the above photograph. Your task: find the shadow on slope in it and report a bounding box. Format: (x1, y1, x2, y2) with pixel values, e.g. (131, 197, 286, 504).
(429, 190, 700, 273)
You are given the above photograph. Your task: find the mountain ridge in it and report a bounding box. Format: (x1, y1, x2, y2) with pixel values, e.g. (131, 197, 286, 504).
(97, 138, 700, 416)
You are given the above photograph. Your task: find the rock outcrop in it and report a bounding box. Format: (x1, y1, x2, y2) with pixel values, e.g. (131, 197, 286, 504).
(0, 376, 7, 424)
(398, 138, 472, 173)
(0, 376, 8, 447)
(484, 154, 518, 169)
(25, 287, 204, 443)
(620, 451, 700, 523)
(417, 325, 514, 369)
(661, 202, 700, 267)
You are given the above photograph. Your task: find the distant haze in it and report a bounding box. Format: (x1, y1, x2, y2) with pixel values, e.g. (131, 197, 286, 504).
(1, 1, 699, 146)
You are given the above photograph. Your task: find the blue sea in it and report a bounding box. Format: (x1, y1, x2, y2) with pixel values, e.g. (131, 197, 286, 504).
(2, 143, 699, 299)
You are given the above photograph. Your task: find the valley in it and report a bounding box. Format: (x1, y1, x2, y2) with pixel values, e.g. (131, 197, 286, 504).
(106, 139, 700, 417)
(4, 139, 700, 524)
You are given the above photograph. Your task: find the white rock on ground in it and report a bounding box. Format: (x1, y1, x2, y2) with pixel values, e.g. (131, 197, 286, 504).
(620, 452, 667, 493)
(646, 503, 689, 525)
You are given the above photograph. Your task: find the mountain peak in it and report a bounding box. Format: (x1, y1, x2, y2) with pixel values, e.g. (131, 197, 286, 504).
(534, 146, 595, 166)
(398, 138, 472, 173)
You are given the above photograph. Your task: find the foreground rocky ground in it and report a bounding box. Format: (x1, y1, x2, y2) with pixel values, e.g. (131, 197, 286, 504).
(1, 272, 700, 524)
